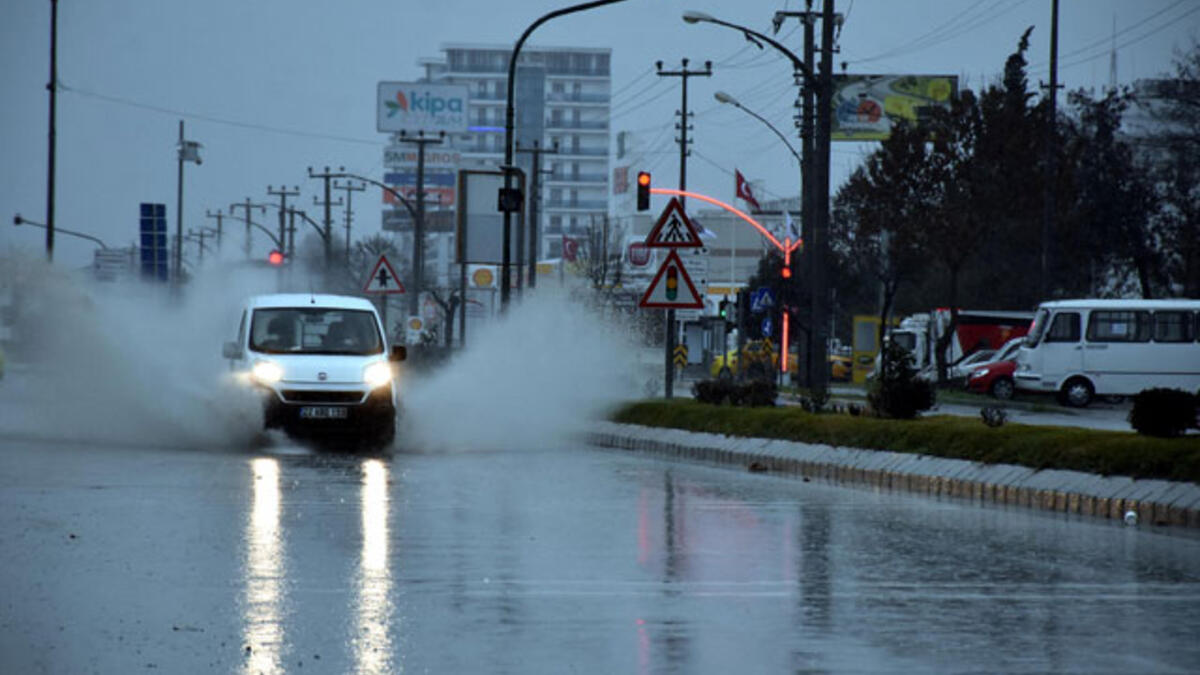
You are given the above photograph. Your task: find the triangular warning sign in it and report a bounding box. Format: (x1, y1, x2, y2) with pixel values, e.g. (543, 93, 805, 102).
(363, 254, 405, 294)
(639, 250, 704, 309)
(644, 197, 703, 248)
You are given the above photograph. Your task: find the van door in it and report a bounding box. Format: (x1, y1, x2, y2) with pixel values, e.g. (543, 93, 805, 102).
(1084, 309, 1152, 395)
(1039, 311, 1083, 390)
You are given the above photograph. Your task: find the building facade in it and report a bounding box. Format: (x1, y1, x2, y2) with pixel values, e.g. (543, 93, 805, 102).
(417, 43, 612, 262)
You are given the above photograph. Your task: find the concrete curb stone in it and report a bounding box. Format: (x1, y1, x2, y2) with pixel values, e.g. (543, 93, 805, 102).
(584, 422, 1200, 531)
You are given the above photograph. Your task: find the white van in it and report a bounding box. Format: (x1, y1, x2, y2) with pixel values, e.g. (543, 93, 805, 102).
(1014, 299, 1200, 407)
(223, 293, 405, 445)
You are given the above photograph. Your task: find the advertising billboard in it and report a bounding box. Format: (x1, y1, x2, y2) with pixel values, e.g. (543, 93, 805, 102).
(831, 74, 957, 141)
(377, 82, 469, 134)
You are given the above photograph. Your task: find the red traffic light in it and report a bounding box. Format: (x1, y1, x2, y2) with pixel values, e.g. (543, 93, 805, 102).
(636, 171, 651, 211)
(637, 172, 651, 188)
(781, 266, 792, 279)
(268, 250, 285, 266)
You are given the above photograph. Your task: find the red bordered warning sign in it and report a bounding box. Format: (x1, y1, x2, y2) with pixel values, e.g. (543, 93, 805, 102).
(639, 250, 704, 309)
(644, 197, 704, 248)
(363, 254, 405, 294)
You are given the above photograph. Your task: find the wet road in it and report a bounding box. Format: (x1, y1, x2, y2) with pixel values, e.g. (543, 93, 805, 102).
(3, 437, 1200, 674)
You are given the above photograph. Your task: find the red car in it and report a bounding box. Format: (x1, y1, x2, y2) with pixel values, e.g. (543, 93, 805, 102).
(966, 359, 1017, 400)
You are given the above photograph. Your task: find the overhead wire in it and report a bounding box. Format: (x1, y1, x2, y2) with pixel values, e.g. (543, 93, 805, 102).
(845, 0, 1033, 67)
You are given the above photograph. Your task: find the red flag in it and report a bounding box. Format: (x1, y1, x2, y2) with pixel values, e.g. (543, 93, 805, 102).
(735, 169, 761, 212)
(562, 235, 579, 262)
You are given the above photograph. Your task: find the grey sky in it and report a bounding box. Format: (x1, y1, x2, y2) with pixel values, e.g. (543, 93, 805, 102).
(2, 0, 1196, 267)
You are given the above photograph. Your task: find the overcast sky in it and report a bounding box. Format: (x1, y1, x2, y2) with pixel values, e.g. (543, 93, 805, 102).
(2, 0, 1197, 267)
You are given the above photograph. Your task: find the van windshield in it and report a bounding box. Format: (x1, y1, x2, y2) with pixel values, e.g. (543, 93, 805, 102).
(891, 332, 917, 352)
(1024, 309, 1049, 347)
(250, 308, 383, 355)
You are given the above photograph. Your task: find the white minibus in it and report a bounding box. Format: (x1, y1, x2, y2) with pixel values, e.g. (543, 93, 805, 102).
(1014, 299, 1200, 407)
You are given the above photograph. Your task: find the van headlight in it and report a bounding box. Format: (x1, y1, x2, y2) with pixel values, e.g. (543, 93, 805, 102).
(251, 359, 284, 384)
(970, 368, 988, 379)
(363, 361, 393, 388)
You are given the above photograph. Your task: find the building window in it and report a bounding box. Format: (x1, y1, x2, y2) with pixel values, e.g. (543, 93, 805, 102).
(552, 81, 564, 94)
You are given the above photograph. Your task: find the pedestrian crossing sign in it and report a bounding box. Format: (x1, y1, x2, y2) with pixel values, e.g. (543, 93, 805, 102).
(644, 197, 704, 248)
(363, 254, 405, 294)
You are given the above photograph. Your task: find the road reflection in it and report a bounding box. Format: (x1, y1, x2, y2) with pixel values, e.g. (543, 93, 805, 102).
(354, 458, 394, 674)
(242, 457, 285, 674)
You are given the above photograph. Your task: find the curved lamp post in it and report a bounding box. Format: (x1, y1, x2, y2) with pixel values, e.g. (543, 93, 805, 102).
(501, 0, 632, 308)
(713, 91, 801, 165)
(13, 213, 108, 249)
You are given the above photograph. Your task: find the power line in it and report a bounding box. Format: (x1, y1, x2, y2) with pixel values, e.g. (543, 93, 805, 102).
(847, 0, 1034, 67)
(1029, 0, 1188, 69)
(59, 82, 385, 147)
(1031, 3, 1200, 76)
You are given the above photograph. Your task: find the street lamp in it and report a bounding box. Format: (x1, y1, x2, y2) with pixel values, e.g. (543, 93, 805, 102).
(685, 6, 834, 394)
(175, 120, 202, 286)
(713, 91, 801, 165)
(501, 0, 632, 308)
(13, 213, 109, 249)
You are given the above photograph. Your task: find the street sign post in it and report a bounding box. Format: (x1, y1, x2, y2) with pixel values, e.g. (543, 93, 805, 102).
(363, 254, 404, 342)
(642, 197, 706, 399)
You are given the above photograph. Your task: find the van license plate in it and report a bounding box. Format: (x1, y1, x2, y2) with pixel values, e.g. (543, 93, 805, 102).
(299, 406, 348, 420)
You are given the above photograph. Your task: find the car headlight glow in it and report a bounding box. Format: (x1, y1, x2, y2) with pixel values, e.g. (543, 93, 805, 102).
(970, 368, 989, 379)
(251, 359, 283, 383)
(363, 361, 393, 388)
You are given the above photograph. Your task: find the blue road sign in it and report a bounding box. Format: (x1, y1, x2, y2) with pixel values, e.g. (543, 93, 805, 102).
(750, 287, 776, 313)
(761, 316, 773, 337)
(139, 203, 168, 282)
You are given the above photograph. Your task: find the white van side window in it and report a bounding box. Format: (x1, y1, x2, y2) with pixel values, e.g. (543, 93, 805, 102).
(1087, 310, 1151, 342)
(1153, 311, 1194, 343)
(237, 310, 247, 346)
(1045, 312, 1080, 343)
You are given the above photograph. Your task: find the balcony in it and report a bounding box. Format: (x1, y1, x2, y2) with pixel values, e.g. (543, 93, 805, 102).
(546, 92, 609, 104)
(544, 119, 608, 131)
(556, 146, 608, 157)
(544, 199, 608, 210)
(545, 173, 607, 183)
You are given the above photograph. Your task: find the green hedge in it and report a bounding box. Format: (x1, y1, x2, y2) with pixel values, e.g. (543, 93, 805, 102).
(609, 400, 1200, 484)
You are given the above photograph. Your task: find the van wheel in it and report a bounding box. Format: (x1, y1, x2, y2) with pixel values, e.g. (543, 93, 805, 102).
(1061, 377, 1094, 408)
(990, 377, 1015, 400)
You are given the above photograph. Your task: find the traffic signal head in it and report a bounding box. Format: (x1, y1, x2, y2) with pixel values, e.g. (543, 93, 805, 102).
(268, 249, 285, 266)
(718, 297, 730, 319)
(636, 171, 651, 211)
(781, 266, 792, 279)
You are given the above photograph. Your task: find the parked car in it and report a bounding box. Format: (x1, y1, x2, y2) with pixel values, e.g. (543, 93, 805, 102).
(222, 293, 406, 447)
(966, 359, 1017, 399)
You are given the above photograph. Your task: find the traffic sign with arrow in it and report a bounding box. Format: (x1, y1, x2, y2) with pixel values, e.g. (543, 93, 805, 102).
(363, 254, 405, 294)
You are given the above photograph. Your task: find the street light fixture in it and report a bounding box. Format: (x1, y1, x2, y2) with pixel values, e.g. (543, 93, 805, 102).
(175, 120, 202, 286)
(501, 0, 632, 308)
(713, 90, 802, 165)
(13, 213, 109, 249)
(684, 6, 834, 394)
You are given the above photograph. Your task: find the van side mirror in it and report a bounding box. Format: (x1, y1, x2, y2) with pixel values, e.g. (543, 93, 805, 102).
(389, 345, 407, 362)
(222, 341, 243, 360)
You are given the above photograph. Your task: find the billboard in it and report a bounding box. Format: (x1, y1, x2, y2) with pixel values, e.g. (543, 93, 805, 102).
(383, 146, 461, 170)
(377, 82, 469, 134)
(456, 170, 525, 265)
(831, 74, 957, 141)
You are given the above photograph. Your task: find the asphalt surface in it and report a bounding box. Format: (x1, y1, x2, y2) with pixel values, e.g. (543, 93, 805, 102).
(3, 433, 1200, 674)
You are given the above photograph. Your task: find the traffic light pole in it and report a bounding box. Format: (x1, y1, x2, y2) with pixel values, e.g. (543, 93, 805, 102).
(266, 185, 299, 258)
(516, 140, 557, 291)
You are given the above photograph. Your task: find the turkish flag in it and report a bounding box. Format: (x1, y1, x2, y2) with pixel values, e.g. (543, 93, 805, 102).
(735, 169, 761, 212)
(562, 235, 579, 262)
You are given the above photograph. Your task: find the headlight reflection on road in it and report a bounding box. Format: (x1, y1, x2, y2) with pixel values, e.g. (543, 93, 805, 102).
(242, 457, 285, 675)
(355, 459, 394, 674)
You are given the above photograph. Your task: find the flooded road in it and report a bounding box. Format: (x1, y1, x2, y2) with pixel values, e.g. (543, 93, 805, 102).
(2, 437, 1199, 674)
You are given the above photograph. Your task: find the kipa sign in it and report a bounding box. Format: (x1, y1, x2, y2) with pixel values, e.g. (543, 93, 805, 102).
(377, 82, 468, 134)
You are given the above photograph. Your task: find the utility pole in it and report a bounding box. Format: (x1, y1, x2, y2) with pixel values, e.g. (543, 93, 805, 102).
(266, 185, 299, 258)
(397, 131, 445, 317)
(810, 0, 836, 396)
(205, 209, 224, 252)
(656, 57, 712, 399)
(286, 208, 298, 258)
(229, 199, 264, 259)
(516, 140, 558, 290)
(1041, 0, 1060, 300)
(45, 0, 58, 261)
(335, 179, 365, 265)
(307, 166, 343, 268)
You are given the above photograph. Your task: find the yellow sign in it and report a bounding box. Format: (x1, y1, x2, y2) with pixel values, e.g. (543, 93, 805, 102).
(408, 317, 424, 331)
(472, 267, 494, 288)
(832, 74, 957, 141)
(673, 345, 688, 368)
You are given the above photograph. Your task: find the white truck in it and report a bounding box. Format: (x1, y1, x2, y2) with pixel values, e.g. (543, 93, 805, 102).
(885, 309, 1035, 379)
